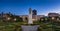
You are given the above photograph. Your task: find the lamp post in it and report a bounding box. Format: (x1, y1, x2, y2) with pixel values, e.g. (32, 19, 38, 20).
(52, 17, 55, 20)
(7, 17, 11, 20)
(14, 18, 17, 21)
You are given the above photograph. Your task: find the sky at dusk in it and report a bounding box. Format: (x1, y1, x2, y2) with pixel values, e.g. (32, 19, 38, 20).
(0, 0, 60, 16)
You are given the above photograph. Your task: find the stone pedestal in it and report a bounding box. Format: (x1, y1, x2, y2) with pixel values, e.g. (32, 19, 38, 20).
(21, 25, 39, 31)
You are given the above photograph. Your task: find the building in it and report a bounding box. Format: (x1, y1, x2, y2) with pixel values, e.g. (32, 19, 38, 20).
(1, 8, 60, 22)
(0, 12, 23, 22)
(32, 9, 37, 21)
(32, 9, 37, 15)
(20, 15, 45, 21)
(48, 13, 60, 17)
(48, 13, 60, 21)
(20, 8, 45, 21)
(20, 15, 28, 21)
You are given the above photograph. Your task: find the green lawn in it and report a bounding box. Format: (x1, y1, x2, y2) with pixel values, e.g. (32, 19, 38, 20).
(0, 20, 60, 31)
(0, 21, 25, 31)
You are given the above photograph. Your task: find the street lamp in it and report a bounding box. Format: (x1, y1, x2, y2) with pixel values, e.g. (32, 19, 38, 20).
(14, 18, 17, 21)
(41, 19, 44, 21)
(52, 17, 55, 20)
(7, 17, 11, 20)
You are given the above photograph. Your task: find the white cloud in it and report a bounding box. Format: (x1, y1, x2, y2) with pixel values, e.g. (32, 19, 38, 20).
(41, 7, 60, 16)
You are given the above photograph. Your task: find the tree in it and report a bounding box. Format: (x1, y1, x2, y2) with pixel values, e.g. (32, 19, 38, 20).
(25, 17, 28, 21)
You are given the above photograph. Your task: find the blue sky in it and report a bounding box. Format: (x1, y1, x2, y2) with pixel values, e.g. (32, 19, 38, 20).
(0, 0, 60, 16)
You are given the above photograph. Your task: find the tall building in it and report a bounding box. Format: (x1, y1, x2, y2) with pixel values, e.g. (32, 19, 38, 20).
(32, 9, 37, 21)
(32, 9, 37, 15)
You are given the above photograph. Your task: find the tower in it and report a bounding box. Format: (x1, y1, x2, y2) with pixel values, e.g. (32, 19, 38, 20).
(32, 9, 37, 21)
(32, 9, 37, 15)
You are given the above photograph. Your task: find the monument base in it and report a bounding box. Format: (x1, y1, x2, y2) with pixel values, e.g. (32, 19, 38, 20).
(21, 25, 39, 31)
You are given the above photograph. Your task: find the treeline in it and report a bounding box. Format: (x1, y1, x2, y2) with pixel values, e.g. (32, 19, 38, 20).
(0, 12, 23, 22)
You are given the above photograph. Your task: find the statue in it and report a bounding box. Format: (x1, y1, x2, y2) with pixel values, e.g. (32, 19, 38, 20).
(21, 8, 39, 31)
(28, 8, 33, 24)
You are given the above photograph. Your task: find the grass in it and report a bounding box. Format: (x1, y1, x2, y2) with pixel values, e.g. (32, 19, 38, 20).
(0, 21, 22, 31)
(0, 20, 60, 31)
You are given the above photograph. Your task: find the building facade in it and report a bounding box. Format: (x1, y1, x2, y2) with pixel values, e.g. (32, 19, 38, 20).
(0, 8, 60, 22)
